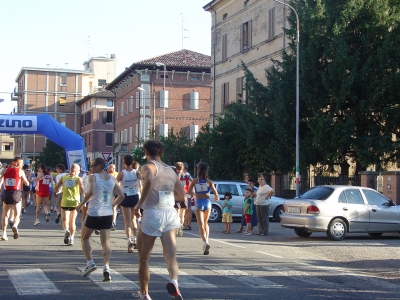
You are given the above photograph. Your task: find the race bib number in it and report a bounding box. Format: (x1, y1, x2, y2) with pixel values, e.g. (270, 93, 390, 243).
(196, 183, 208, 192)
(180, 180, 186, 187)
(159, 191, 174, 207)
(5, 178, 16, 187)
(65, 179, 76, 188)
(42, 179, 50, 185)
(124, 185, 138, 196)
(102, 190, 111, 203)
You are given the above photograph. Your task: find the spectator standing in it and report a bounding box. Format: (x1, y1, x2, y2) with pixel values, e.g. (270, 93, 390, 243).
(221, 192, 233, 234)
(254, 175, 274, 236)
(242, 188, 254, 236)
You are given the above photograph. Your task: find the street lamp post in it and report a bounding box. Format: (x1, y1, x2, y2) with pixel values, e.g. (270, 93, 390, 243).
(137, 87, 145, 144)
(274, 0, 300, 197)
(155, 62, 166, 136)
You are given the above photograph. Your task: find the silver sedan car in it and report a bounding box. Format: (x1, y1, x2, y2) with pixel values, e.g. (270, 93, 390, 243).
(280, 185, 400, 241)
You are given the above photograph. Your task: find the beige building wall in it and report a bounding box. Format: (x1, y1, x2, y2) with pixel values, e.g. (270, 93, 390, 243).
(0, 134, 15, 164)
(83, 55, 116, 94)
(204, 0, 289, 126)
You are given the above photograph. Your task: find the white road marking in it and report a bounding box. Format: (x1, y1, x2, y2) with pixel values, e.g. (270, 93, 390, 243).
(299, 263, 400, 290)
(182, 232, 245, 248)
(77, 267, 139, 291)
(150, 267, 217, 288)
(263, 266, 350, 290)
(6, 269, 60, 295)
(203, 265, 283, 288)
(255, 250, 283, 258)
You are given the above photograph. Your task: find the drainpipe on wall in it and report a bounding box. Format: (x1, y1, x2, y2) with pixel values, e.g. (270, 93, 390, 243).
(210, 6, 217, 129)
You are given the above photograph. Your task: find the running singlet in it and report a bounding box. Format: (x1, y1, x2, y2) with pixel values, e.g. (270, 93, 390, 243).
(179, 172, 192, 194)
(122, 169, 139, 196)
(87, 173, 115, 217)
(37, 173, 51, 195)
(4, 168, 21, 191)
(194, 178, 210, 195)
(141, 160, 178, 210)
(61, 175, 80, 207)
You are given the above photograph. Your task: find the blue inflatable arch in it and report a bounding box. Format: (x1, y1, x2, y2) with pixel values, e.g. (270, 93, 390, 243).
(0, 114, 87, 171)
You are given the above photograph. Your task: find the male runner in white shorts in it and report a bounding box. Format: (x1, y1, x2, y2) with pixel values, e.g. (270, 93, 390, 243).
(76, 158, 125, 281)
(133, 140, 185, 300)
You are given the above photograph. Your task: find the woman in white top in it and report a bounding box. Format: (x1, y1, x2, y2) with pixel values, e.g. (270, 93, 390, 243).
(254, 175, 274, 236)
(116, 155, 142, 253)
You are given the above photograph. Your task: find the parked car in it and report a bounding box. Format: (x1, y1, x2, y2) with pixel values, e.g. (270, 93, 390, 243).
(280, 185, 400, 241)
(191, 180, 286, 222)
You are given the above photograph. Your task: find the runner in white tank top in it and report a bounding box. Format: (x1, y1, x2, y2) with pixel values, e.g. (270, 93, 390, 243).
(75, 158, 125, 282)
(116, 155, 142, 253)
(132, 140, 185, 300)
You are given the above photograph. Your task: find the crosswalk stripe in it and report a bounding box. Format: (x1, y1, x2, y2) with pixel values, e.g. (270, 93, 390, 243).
(263, 266, 349, 290)
(6, 269, 60, 296)
(299, 263, 400, 290)
(150, 267, 218, 289)
(76, 267, 139, 291)
(203, 265, 284, 288)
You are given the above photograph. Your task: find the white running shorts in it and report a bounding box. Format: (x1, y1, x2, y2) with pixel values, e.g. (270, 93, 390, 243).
(141, 208, 181, 237)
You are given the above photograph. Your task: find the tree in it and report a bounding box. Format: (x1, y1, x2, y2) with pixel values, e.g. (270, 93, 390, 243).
(267, 0, 400, 172)
(37, 140, 66, 168)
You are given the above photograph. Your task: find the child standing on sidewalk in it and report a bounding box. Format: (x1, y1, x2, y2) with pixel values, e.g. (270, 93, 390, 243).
(221, 192, 233, 234)
(242, 188, 253, 236)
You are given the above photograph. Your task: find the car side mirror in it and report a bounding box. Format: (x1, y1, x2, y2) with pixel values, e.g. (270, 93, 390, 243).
(388, 199, 396, 206)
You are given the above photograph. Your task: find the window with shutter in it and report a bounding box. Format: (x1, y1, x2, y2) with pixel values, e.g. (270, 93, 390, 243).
(190, 92, 199, 109)
(130, 96, 133, 112)
(268, 8, 276, 39)
(222, 33, 228, 61)
(160, 90, 169, 108)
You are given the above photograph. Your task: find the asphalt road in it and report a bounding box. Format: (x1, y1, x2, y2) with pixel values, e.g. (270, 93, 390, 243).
(1, 204, 400, 300)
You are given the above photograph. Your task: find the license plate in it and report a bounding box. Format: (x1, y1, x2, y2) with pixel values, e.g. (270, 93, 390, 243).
(288, 207, 300, 213)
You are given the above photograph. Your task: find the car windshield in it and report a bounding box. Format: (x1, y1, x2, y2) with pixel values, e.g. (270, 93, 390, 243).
(298, 186, 334, 200)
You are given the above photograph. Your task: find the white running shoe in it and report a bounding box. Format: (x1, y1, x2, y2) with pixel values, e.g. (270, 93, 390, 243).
(34, 219, 40, 226)
(103, 266, 111, 282)
(82, 263, 97, 277)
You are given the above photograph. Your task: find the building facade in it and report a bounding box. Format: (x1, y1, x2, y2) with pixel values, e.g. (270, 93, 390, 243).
(76, 90, 115, 165)
(107, 49, 211, 169)
(13, 55, 116, 164)
(203, 0, 289, 126)
(0, 134, 15, 165)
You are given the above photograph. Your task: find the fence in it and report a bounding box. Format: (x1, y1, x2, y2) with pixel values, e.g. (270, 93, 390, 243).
(281, 173, 364, 198)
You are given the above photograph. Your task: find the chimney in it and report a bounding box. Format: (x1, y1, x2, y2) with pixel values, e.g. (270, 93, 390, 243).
(111, 54, 115, 59)
(65, 63, 69, 69)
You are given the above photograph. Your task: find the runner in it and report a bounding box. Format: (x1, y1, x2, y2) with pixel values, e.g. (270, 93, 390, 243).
(187, 162, 219, 255)
(179, 162, 193, 230)
(21, 164, 31, 213)
(116, 155, 142, 253)
(76, 158, 125, 281)
(174, 162, 192, 235)
(1, 157, 29, 240)
(54, 164, 67, 226)
(54, 163, 84, 246)
(133, 140, 185, 300)
(33, 163, 52, 225)
(107, 164, 119, 231)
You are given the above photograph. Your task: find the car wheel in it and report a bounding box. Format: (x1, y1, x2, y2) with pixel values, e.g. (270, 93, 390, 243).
(368, 232, 383, 237)
(273, 205, 282, 221)
(208, 205, 221, 223)
(326, 218, 347, 241)
(294, 228, 312, 238)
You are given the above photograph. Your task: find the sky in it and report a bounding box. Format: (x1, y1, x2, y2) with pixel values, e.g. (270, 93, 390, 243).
(0, 0, 212, 114)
